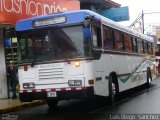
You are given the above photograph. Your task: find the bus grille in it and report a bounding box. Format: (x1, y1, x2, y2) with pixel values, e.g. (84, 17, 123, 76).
(38, 67, 64, 80)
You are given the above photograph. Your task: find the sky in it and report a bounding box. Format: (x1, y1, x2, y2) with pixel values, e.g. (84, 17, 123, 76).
(113, 0, 160, 33)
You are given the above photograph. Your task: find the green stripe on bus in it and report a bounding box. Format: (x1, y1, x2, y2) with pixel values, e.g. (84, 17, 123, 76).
(118, 59, 153, 83)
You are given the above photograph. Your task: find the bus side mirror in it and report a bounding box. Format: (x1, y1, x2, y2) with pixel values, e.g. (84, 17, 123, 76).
(83, 28, 91, 38)
(92, 49, 102, 59)
(83, 19, 90, 28)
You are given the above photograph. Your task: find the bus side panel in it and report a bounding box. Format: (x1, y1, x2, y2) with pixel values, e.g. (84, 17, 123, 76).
(92, 53, 154, 97)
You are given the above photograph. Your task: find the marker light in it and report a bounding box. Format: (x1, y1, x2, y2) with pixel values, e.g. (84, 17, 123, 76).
(88, 79, 94, 85)
(33, 16, 66, 27)
(24, 64, 28, 71)
(23, 82, 35, 89)
(75, 61, 80, 67)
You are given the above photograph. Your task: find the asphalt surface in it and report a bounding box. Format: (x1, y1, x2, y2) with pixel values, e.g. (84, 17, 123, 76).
(2, 77, 160, 120)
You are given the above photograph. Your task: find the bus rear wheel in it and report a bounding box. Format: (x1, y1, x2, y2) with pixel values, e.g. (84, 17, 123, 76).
(146, 67, 152, 88)
(47, 99, 58, 109)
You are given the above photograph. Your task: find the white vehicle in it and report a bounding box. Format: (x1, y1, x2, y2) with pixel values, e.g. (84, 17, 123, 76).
(16, 10, 155, 108)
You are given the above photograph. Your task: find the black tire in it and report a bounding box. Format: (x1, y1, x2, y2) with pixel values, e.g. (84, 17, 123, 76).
(47, 99, 58, 109)
(108, 72, 119, 105)
(146, 67, 152, 88)
(109, 75, 116, 105)
(19, 93, 33, 102)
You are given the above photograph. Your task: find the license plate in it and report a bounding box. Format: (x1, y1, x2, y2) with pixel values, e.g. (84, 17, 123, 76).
(47, 92, 57, 97)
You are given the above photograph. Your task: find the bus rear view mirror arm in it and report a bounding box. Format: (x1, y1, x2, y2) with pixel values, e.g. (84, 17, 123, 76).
(92, 49, 102, 60)
(83, 15, 94, 28)
(85, 15, 95, 20)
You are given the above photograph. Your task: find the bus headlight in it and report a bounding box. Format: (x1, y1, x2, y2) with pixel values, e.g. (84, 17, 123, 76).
(68, 80, 82, 86)
(23, 82, 35, 89)
(74, 61, 80, 67)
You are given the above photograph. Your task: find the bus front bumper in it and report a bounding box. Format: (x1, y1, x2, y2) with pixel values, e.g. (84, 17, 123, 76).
(19, 87, 94, 101)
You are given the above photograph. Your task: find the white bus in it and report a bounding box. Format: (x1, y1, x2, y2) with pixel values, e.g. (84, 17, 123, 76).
(16, 10, 155, 108)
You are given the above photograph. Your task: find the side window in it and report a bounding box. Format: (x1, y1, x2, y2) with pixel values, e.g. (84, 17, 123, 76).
(132, 37, 137, 52)
(103, 26, 114, 49)
(144, 41, 148, 54)
(124, 34, 132, 52)
(114, 30, 123, 50)
(148, 42, 153, 54)
(92, 25, 102, 48)
(137, 39, 144, 54)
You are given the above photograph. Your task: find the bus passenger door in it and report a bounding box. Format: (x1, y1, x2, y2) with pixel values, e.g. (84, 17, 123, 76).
(93, 60, 109, 97)
(91, 22, 109, 96)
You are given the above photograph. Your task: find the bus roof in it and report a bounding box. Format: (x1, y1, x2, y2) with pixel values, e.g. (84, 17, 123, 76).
(16, 10, 153, 42)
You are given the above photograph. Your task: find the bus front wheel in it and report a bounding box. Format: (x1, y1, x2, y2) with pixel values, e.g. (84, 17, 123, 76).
(19, 94, 33, 102)
(47, 99, 58, 109)
(108, 73, 119, 105)
(109, 75, 116, 105)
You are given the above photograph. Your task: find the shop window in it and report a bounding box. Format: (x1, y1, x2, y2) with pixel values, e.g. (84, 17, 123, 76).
(103, 27, 114, 49)
(124, 34, 132, 52)
(114, 30, 123, 50)
(137, 39, 144, 54)
(4, 28, 18, 98)
(5, 29, 18, 65)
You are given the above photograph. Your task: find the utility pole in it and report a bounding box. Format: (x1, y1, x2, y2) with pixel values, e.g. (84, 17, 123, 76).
(130, 11, 160, 34)
(142, 10, 144, 34)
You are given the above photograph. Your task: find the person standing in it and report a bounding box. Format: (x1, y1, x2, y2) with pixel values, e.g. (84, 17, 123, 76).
(7, 61, 18, 99)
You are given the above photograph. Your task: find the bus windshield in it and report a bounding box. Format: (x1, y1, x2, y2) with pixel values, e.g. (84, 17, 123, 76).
(18, 26, 92, 63)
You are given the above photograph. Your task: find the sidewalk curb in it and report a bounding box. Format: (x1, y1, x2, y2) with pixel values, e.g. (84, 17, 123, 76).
(0, 100, 46, 114)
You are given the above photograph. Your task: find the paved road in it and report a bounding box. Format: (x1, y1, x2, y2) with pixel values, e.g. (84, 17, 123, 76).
(3, 77, 160, 120)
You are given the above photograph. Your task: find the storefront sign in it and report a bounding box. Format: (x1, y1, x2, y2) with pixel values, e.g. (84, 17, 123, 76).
(0, 0, 80, 24)
(100, 6, 129, 22)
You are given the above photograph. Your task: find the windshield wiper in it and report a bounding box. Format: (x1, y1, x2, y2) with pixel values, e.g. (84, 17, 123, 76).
(31, 57, 37, 67)
(31, 60, 35, 67)
(64, 55, 71, 64)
